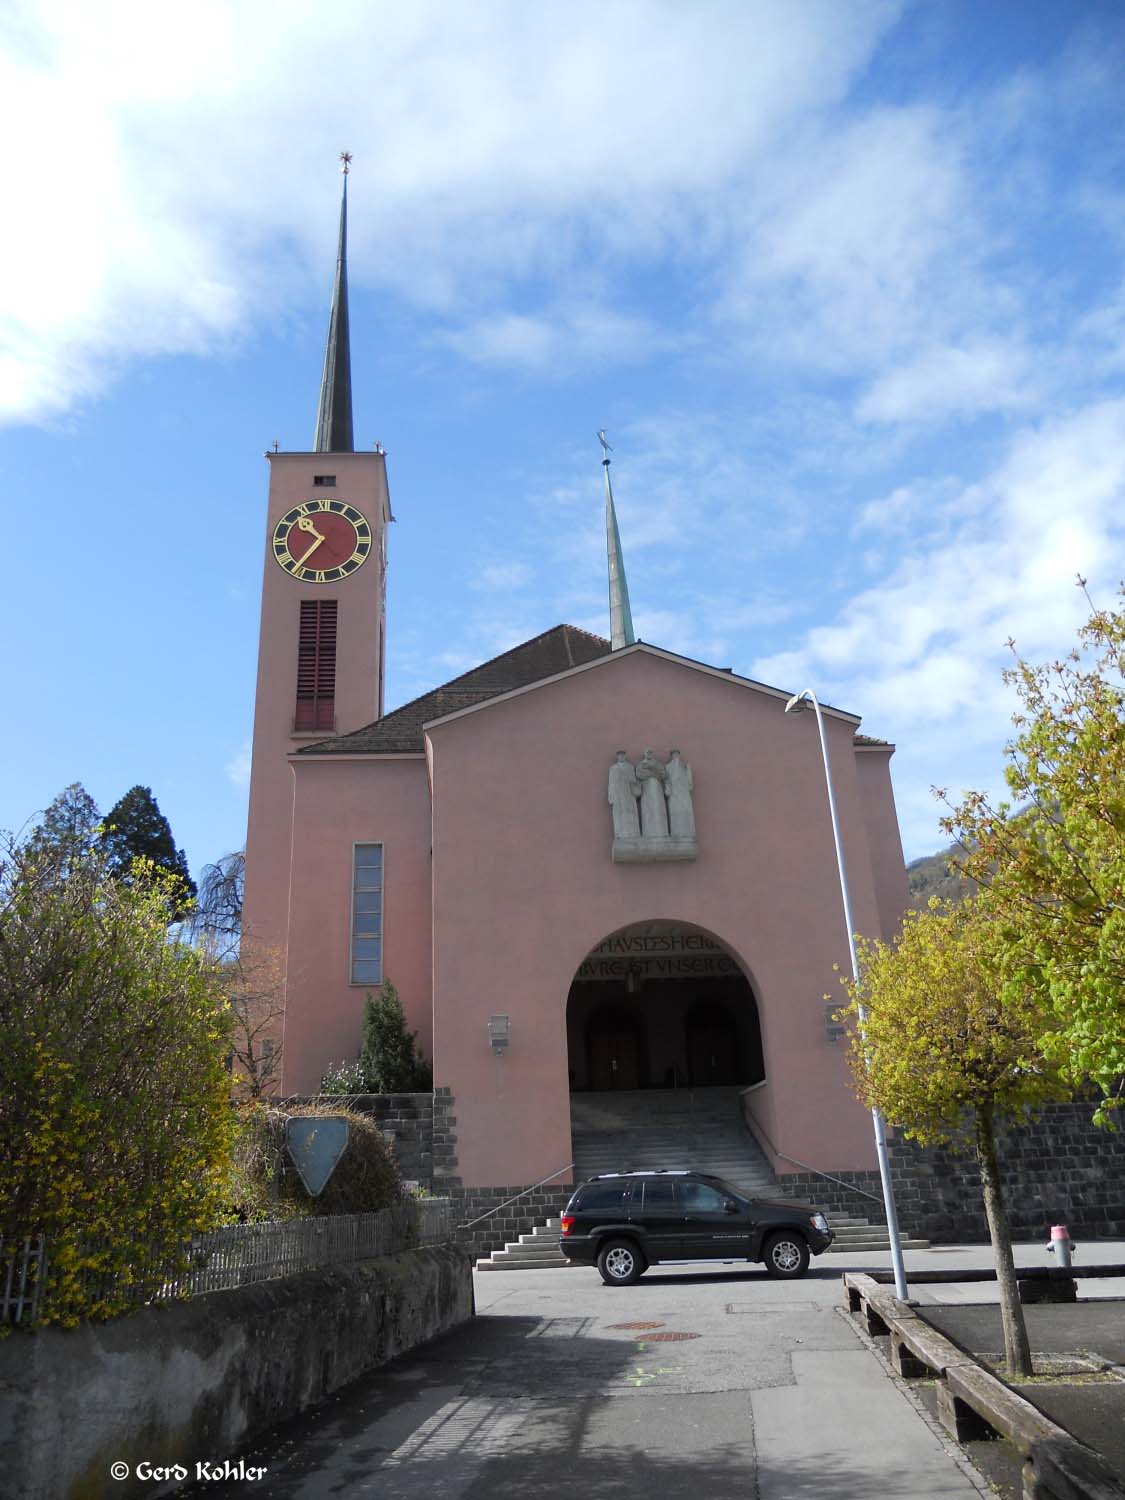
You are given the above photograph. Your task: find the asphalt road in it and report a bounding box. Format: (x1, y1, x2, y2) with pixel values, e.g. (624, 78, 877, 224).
(192, 1254, 996, 1500)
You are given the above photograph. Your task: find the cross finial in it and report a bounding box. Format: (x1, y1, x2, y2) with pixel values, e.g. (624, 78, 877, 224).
(340, 151, 352, 174)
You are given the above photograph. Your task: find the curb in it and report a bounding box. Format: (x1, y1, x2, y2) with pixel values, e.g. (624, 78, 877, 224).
(842, 1272, 1125, 1500)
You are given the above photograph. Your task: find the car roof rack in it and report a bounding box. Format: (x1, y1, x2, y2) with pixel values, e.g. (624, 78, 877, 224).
(590, 1168, 692, 1179)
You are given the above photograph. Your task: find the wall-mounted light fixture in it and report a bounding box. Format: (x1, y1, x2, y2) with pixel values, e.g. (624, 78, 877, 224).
(487, 1015, 511, 1054)
(625, 961, 643, 996)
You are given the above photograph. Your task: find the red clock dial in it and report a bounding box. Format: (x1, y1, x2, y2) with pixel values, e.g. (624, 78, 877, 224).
(272, 499, 372, 582)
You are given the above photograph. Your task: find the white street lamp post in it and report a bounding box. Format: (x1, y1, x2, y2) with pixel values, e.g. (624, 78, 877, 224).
(784, 688, 910, 1301)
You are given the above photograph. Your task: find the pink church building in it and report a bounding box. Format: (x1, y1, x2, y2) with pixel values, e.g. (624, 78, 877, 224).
(243, 170, 910, 1222)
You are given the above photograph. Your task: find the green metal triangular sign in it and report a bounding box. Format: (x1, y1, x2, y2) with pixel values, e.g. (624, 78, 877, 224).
(285, 1116, 350, 1197)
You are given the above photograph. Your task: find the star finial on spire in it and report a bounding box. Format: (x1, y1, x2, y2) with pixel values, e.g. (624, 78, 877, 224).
(340, 150, 353, 174)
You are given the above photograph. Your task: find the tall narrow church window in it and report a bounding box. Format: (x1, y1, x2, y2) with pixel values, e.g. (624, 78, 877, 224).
(350, 844, 383, 985)
(295, 600, 337, 731)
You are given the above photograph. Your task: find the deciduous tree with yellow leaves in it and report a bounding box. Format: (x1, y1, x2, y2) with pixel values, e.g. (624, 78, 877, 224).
(942, 582, 1125, 1122)
(840, 898, 1069, 1377)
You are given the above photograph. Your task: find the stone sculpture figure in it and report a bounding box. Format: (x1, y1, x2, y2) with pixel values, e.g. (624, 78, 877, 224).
(608, 746, 698, 862)
(636, 748, 669, 838)
(664, 749, 695, 839)
(607, 751, 641, 839)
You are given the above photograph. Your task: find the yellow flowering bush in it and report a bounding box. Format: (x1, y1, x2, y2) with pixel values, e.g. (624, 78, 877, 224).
(0, 837, 233, 1326)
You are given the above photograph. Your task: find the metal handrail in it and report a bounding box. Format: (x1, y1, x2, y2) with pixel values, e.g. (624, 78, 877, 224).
(457, 1162, 575, 1229)
(743, 1117, 883, 1207)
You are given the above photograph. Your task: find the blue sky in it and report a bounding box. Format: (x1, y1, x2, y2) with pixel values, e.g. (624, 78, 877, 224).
(3, 0, 1124, 871)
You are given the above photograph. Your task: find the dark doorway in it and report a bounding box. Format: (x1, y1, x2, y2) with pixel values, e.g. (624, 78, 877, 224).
(566, 924, 765, 1092)
(587, 1005, 645, 1090)
(685, 1001, 740, 1086)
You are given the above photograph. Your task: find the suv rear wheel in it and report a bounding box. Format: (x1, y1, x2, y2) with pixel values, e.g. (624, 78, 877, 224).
(597, 1237, 645, 1286)
(763, 1231, 810, 1279)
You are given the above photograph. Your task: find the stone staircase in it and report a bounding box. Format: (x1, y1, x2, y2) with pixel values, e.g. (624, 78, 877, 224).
(476, 1217, 569, 1271)
(473, 1212, 928, 1269)
(821, 1216, 930, 1253)
(570, 1087, 776, 1197)
(474, 1087, 927, 1269)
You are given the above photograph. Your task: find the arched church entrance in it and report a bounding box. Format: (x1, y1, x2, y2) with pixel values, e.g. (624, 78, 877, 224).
(566, 921, 764, 1093)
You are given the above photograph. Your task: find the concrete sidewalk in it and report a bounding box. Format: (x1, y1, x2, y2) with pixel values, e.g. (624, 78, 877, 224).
(181, 1243, 1061, 1499)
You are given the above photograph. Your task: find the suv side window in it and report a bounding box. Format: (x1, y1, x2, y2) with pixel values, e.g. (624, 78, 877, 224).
(575, 1182, 629, 1211)
(640, 1179, 676, 1209)
(676, 1181, 728, 1213)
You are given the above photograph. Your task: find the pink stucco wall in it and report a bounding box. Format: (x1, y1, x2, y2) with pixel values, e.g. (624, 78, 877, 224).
(243, 451, 389, 980)
(855, 749, 910, 936)
(283, 756, 433, 1089)
(423, 648, 897, 1187)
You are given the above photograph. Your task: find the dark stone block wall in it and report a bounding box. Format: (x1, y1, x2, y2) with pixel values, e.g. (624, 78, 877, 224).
(451, 1184, 574, 1260)
(294, 1091, 1125, 1250)
(286, 1091, 436, 1187)
(773, 1170, 887, 1222)
(887, 1103, 1125, 1242)
(780, 1104, 1125, 1242)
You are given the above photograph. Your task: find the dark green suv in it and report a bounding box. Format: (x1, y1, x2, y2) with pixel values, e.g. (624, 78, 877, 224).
(559, 1169, 834, 1285)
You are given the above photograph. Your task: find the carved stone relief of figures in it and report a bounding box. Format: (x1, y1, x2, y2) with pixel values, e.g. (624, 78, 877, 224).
(609, 747, 698, 863)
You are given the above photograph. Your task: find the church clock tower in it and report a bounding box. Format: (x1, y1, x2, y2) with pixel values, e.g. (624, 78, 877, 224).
(242, 158, 391, 961)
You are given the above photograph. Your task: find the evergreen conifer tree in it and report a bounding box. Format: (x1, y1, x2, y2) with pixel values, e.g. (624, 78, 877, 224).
(24, 783, 102, 882)
(102, 785, 196, 916)
(359, 981, 432, 1093)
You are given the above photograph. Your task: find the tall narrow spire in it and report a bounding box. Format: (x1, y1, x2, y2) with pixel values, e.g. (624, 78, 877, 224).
(313, 153, 355, 453)
(598, 430, 636, 650)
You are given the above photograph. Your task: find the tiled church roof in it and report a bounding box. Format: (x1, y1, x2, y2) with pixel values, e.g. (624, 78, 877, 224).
(297, 623, 612, 755)
(296, 623, 891, 756)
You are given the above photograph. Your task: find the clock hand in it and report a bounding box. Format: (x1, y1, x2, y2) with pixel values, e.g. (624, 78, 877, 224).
(294, 517, 326, 568)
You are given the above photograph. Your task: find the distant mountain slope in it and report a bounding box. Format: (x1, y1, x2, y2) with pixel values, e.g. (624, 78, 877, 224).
(906, 842, 975, 907)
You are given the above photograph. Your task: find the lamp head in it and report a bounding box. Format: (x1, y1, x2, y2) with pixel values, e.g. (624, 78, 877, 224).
(784, 691, 811, 714)
(487, 1014, 511, 1054)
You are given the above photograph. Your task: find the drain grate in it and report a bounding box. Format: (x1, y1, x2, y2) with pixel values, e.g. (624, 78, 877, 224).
(641, 1331, 700, 1342)
(608, 1320, 665, 1331)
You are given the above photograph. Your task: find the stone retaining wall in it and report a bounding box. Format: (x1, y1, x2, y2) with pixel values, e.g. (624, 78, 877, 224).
(451, 1185, 574, 1260)
(287, 1091, 436, 1186)
(772, 1168, 887, 1222)
(888, 1103, 1125, 1242)
(0, 1245, 473, 1500)
(299, 1088, 1125, 1247)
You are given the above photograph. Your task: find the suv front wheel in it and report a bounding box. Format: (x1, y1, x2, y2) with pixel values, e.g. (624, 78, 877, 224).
(597, 1237, 645, 1286)
(762, 1231, 810, 1279)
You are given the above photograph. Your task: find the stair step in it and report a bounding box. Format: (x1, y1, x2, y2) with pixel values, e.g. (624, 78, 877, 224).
(476, 1254, 571, 1270)
(828, 1238, 930, 1252)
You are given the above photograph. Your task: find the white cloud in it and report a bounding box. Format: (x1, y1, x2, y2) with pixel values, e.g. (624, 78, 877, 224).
(473, 561, 534, 591)
(752, 399, 1125, 853)
(225, 742, 252, 789)
(0, 0, 901, 422)
(856, 341, 1034, 424)
(443, 304, 673, 373)
(718, 105, 984, 372)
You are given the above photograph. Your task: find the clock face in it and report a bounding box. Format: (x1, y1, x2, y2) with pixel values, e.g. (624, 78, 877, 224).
(272, 498, 372, 582)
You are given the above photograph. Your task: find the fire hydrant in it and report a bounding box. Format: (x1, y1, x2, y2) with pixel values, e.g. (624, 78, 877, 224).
(1048, 1224, 1075, 1269)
